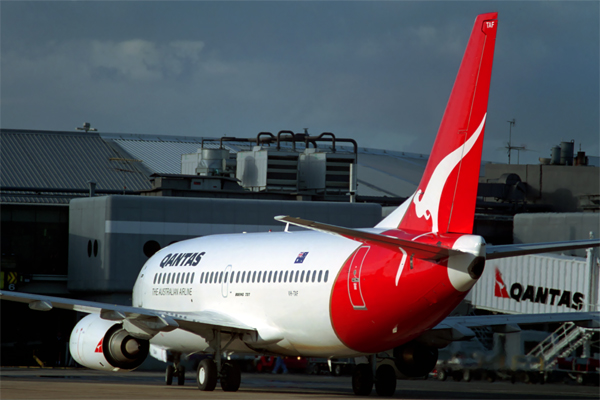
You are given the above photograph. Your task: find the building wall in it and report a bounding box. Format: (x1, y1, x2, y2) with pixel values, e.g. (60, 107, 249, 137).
(68, 195, 382, 298)
(483, 164, 599, 212)
(513, 213, 600, 257)
(1, 205, 69, 283)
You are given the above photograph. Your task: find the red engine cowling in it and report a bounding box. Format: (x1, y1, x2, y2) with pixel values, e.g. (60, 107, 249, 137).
(69, 314, 149, 371)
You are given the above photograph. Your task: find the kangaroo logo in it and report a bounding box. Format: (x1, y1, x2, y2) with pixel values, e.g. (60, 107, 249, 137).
(95, 338, 103, 353)
(413, 114, 486, 233)
(494, 267, 510, 298)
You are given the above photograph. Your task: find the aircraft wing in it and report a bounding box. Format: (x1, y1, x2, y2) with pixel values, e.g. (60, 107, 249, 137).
(275, 215, 461, 261)
(423, 311, 600, 344)
(0, 290, 256, 337)
(486, 240, 599, 260)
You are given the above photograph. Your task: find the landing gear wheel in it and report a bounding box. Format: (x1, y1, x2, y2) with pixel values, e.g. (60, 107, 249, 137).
(332, 364, 343, 377)
(352, 364, 373, 396)
(437, 369, 447, 381)
(375, 364, 396, 397)
(177, 365, 186, 386)
(197, 359, 217, 391)
(165, 365, 174, 386)
(220, 362, 241, 392)
(463, 369, 472, 382)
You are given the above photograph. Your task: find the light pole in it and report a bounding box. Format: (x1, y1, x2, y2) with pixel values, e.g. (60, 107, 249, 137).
(507, 119, 516, 164)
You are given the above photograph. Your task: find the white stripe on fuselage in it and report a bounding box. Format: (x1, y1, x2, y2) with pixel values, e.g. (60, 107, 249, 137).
(135, 230, 365, 357)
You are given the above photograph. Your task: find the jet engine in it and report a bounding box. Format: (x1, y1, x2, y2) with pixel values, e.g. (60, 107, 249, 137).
(393, 340, 438, 378)
(69, 314, 149, 371)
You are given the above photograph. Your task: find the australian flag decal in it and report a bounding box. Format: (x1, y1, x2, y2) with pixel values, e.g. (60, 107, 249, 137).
(295, 252, 309, 264)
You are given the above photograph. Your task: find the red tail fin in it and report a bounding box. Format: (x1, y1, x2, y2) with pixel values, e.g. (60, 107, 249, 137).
(384, 13, 498, 234)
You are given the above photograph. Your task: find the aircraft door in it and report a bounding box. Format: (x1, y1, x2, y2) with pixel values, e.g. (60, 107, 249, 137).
(222, 265, 232, 298)
(347, 246, 369, 310)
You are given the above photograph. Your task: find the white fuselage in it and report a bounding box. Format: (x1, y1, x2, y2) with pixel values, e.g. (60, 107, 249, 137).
(133, 230, 363, 357)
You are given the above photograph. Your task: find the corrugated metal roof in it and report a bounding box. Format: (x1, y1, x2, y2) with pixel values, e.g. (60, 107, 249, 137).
(1, 129, 434, 203)
(1, 129, 152, 203)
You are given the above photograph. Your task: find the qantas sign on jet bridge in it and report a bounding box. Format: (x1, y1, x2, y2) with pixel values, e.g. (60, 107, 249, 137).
(470, 253, 594, 314)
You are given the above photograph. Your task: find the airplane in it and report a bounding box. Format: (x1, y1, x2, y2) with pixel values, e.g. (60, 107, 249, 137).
(2, 12, 599, 397)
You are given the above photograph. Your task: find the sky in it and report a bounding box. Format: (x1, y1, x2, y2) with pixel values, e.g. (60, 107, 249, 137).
(1, 1, 598, 165)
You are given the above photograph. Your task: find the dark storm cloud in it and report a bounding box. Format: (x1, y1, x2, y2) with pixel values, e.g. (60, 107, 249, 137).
(1, 2, 598, 165)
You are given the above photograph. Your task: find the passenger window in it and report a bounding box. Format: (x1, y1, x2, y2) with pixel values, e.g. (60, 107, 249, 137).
(295, 271, 299, 282)
(263, 271, 267, 283)
(324, 270, 329, 283)
(153, 274, 157, 284)
(300, 271, 305, 283)
(312, 271, 316, 282)
(252, 271, 257, 283)
(175, 273, 179, 284)
(284, 271, 288, 283)
(168, 273, 173, 284)
(242, 271, 246, 283)
(186, 272, 190, 284)
(268, 271, 272, 283)
(209, 272, 214, 284)
(200, 272, 204, 284)
(191, 272, 195, 283)
(224, 272, 229, 283)
(230, 272, 234, 284)
(257, 271, 262, 282)
(219, 272, 223, 283)
(273, 271, 277, 282)
(236, 271, 240, 283)
(318, 270, 322, 282)
(279, 271, 283, 283)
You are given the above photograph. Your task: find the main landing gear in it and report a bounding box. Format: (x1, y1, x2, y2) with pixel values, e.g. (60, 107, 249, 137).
(352, 356, 397, 397)
(196, 330, 241, 392)
(197, 358, 241, 392)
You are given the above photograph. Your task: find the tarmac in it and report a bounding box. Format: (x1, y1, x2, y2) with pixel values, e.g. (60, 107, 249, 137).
(1, 367, 598, 400)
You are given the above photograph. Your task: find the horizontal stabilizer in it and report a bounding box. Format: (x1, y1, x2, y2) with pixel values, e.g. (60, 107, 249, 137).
(486, 239, 599, 260)
(275, 215, 461, 260)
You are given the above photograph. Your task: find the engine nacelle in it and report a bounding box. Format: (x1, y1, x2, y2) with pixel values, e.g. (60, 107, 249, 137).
(69, 314, 149, 371)
(393, 341, 438, 378)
